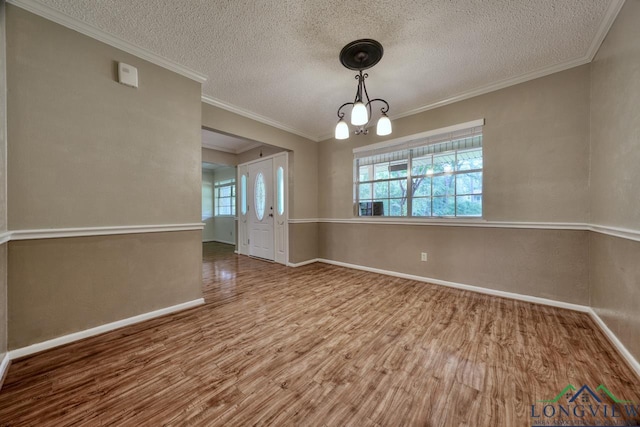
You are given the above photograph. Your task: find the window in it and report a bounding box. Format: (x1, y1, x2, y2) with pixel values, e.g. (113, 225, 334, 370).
(240, 174, 247, 215)
(354, 121, 483, 218)
(277, 166, 285, 215)
(215, 178, 236, 216)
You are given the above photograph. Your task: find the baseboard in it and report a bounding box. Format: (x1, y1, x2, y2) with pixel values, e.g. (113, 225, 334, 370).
(317, 258, 590, 312)
(8, 298, 205, 360)
(0, 353, 10, 391)
(287, 258, 320, 267)
(588, 309, 640, 378)
(202, 239, 235, 245)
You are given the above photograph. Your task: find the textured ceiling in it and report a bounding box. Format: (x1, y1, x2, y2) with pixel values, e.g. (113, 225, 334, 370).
(32, 0, 620, 141)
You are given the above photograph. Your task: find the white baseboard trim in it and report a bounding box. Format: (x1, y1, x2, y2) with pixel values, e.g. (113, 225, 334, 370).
(0, 353, 10, 389)
(317, 258, 590, 312)
(8, 298, 205, 360)
(202, 239, 235, 245)
(287, 258, 320, 267)
(587, 309, 640, 378)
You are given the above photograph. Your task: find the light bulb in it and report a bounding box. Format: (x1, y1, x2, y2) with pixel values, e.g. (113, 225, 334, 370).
(351, 102, 368, 126)
(335, 119, 349, 140)
(376, 114, 392, 136)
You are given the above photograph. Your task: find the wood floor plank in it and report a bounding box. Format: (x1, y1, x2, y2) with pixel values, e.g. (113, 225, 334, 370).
(0, 242, 638, 426)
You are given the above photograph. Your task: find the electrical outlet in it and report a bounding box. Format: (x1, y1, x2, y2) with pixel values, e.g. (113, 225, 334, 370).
(421, 252, 428, 262)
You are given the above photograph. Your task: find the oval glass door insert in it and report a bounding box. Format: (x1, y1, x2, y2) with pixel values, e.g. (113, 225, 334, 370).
(255, 172, 266, 220)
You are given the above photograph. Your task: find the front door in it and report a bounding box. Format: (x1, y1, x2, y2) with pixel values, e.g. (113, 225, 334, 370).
(248, 158, 274, 261)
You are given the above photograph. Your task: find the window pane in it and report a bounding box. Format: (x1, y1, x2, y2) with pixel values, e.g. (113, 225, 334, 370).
(359, 165, 371, 182)
(412, 197, 431, 216)
(433, 153, 455, 174)
(389, 161, 408, 178)
(412, 155, 432, 176)
(389, 179, 406, 199)
(277, 167, 285, 215)
(412, 177, 431, 197)
(220, 186, 231, 197)
(433, 196, 455, 216)
(375, 199, 389, 216)
(374, 181, 389, 199)
(456, 196, 482, 216)
(241, 175, 247, 215)
(433, 175, 455, 196)
(457, 148, 482, 170)
(359, 183, 372, 200)
(374, 163, 389, 180)
(456, 172, 482, 195)
(389, 199, 406, 216)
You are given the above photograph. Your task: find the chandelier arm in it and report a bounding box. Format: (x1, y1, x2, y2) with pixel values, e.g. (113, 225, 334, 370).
(337, 102, 354, 119)
(367, 98, 390, 114)
(360, 73, 374, 125)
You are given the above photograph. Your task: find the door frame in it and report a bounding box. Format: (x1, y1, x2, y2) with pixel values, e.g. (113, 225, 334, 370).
(237, 152, 289, 265)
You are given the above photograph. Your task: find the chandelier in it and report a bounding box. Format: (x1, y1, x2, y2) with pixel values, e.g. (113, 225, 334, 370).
(335, 39, 392, 140)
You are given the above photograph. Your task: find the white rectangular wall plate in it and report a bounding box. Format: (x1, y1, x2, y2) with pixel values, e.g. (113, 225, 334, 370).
(118, 62, 138, 88)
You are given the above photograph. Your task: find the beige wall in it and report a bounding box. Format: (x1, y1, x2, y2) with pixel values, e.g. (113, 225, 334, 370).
(589, 0, 640, 361)
(7, 6, 202, 229)
(236, 144, 286, 165)
(5, 6, 203, 349)
(320, 223, 589, 304)
(319, 65, 591, 222)
(289, 223, 319, 264)
(8, 232, 202, 349)
(589, 233, 640, 360)
(202, 147, 237, 166)
(202, 103, 318, 220)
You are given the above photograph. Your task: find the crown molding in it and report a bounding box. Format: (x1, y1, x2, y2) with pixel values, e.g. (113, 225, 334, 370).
(586, 0, 626, 61)
(6, 0, 207, 84)
(201, 95, 319, 142)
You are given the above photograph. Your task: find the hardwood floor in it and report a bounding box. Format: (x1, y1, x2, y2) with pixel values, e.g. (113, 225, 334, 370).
(0, 242, 638, 426)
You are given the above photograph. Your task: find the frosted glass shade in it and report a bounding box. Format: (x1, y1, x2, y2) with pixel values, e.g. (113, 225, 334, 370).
(335, 119, 349, 140)
(351, 102, 368, 126)
(376, 114, 392, 136)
